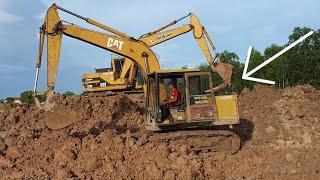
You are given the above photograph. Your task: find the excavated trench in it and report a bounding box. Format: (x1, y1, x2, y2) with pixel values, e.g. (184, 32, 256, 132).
(0, 85, 320, 179)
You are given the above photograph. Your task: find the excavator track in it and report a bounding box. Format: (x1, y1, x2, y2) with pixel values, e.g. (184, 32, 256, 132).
(132, 129, 240, 154)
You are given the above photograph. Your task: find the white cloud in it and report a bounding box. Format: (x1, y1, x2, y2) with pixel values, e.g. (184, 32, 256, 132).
(207, 25, 233, 35)
(0, 64, 30, 73)
(34, 11, 46, 21)
(39, 0, 54, 6)
(0, 10, 23, 23)
(252, 25, 277, 37)
(0, 0, 23, 24)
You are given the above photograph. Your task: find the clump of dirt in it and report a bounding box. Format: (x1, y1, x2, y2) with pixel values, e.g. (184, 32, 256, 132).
(0, 85, 320, 179)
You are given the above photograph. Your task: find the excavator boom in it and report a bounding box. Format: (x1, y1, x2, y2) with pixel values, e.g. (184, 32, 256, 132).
(33, 4, 160, 129)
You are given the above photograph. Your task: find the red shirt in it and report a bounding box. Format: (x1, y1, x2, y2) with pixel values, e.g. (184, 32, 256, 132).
(169, 88, 180, 106)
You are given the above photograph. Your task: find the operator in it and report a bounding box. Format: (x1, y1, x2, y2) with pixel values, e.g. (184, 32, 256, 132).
(160, 81, 180, 123)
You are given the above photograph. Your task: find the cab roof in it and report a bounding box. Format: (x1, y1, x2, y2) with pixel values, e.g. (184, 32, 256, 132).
(149, 68, 200, 75)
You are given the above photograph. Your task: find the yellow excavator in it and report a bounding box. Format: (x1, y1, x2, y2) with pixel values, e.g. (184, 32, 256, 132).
(82, 56, 145, 93)
(82, 12, 233, 93)
(33, 4, 240, 153)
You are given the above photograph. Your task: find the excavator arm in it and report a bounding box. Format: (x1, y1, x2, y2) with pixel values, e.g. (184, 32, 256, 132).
(33, 4, 161, 129)
(139, 13, 234, 92)
(139, 24, 193, 47)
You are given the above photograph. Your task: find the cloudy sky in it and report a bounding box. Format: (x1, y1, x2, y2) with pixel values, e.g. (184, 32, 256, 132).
(0, 0, 318, 98)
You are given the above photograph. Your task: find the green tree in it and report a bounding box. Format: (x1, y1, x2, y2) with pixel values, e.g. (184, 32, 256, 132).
(243, 27, 320, 89)
(38, 92, 47, 102)
(285, 27, 320, 88)
(81, 92, 89, 97)
(219, 51, 239, 64)
(20, 90, 35, 104)
(64, 91, 75, 97)
(181, 65, 188, 69)
(263, 44, 288, 88)
(5, 97, 14, 103)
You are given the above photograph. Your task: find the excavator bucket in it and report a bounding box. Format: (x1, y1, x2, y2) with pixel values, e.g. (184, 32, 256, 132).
(34, 90, 79, 130)
(45, 105, 78, 130)
(213, 62, 234, 86)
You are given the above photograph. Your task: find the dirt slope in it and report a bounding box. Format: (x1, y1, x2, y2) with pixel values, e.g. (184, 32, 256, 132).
(0, 85, 320, 179)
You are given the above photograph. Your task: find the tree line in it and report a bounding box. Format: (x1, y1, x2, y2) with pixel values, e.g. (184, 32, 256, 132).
(197, 27, 320, 93)
(0, 91, 76, 104)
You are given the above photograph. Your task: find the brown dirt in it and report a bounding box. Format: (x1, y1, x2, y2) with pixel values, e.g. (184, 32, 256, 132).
(1, 85, 320, 179)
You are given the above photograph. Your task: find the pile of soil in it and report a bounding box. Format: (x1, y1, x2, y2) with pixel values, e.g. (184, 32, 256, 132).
(1, 85, 320, 179)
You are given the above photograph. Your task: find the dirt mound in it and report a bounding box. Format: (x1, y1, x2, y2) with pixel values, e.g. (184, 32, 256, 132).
(234, 85, 320, 179)
(1, 85, 320, 179)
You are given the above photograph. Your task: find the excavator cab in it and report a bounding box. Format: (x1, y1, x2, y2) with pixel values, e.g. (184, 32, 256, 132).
(112, 57, 125, 75)
(145, 70, 239, 131)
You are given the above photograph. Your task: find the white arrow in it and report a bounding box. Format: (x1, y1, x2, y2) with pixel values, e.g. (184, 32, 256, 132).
(242, 31, 314, 84)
